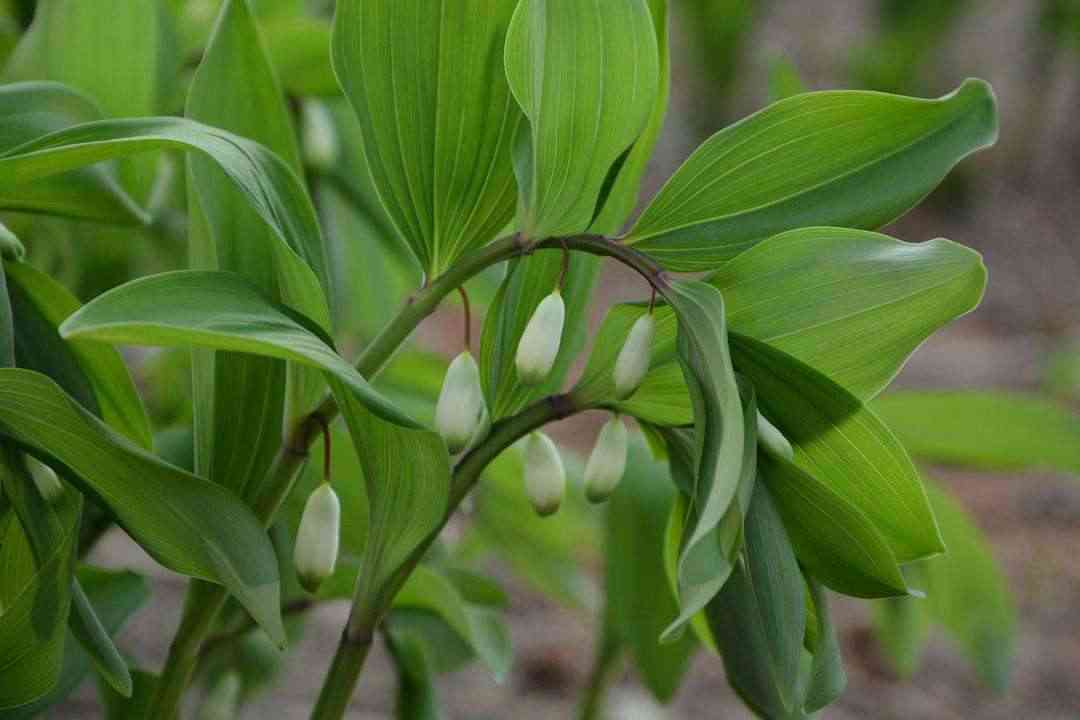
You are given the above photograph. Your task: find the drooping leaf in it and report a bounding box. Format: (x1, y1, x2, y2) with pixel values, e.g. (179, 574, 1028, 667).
(874, 391, 1080, 475)
(802, 579, 846, 714)
(0, 114, 330, 325)
(4, 260, 151, 448)
(60, 270, 417, 429)
(760, 452, 908, 598)
(0, 82, 145, 224)
(332, 0, 523, 275)
(0, 369, 285, 645)
(505, 0, 660, 239)
(732, 335, 943, 563)
(705, 483, 806, 718)
(605, 442, 695, 702)
(710, 227, 986, 400)
(627, 79, 998, 270)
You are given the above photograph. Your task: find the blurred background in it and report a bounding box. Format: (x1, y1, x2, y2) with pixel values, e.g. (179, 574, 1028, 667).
(4, 0, 1080, 717)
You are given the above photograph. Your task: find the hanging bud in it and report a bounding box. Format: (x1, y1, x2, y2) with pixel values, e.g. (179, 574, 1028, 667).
(515, 291, 565, 385)
(25, 456, 63, 504)
(584, 416, 628, 503)
(523, 432, 565, 517)
(294, 483, 340, 593)
(436, 351, 487, 454)
(613, 313, 655, 400)
(301, 100, 340, 172)
(756, 411, 794, 461)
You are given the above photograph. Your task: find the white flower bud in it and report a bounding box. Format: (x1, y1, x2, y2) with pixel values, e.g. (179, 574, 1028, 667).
(756, 411, 794, 461)
(584, 416, 628, 503)
(294, 484, 340, 593)
(523, 432, 565, 517)
(436, 351, 487, 454)
(613, 313, 655, 400)
(515, 291, 565, 385)
(25, 456, 63, 504)
(301, 100, 339, 171)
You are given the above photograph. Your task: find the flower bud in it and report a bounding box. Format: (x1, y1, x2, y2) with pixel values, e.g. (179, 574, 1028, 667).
(515, 291, 565, 385)
(523, 432, 565, 517)
(756, 411, 794, 461)
(436, 351, 487, 454)
(584, 416, 628, 503)
(613, 313, 655, 399)
(25, 456, 63, 504)
(294, 484, 340, 593)
(301, 100, 340, 172)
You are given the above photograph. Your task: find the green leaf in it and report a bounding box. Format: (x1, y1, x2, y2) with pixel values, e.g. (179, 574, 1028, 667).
(760, 452, 908, 598)
(874, 391, 1080, 475)
(711, 227, 986, 400)
(60, 270, 417, 429)
(732, 335, 943, 563)
(0, 221, 22, 261)
(605, 442, 695, 702)
(0, 114, 330, 326)
(4, 261, 151, 448)
(0, 369, 285, 645)
(479, 249, 598, 418)
(705, 483, 806, 718)
(588, 0, 670, 236)
(505, 0, 660, 239)
(627, 79, 998, 270)
(873, 574, 931, 680)
(100, 670, 157, 720)
(0, 82, 145, 224)
(332, 0, 523, 275)
(0, 258, 12, 369)
(802, 580, 846, 714)
(262, 15, 337, 97)
(329, 377, 450, 620)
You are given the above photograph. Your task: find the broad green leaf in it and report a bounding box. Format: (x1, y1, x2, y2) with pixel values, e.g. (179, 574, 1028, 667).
(0, 115, 330, 325)
(732, 335, 943, 563)
(330, 377, 450, 619)
(711, 227, 986, 400)
(479, 249, 599, 418)
(0, 567, 148, 720)
(60, 270, 417, 429)
(186, 0, 302, 499)
(0, 82, 145, 224)
(605, 442, 695, 702)
(0, 369, 285, 645)
(627, 79, 998, 270)
(874, 391, 1080, 475)
(588, 0, 670, 236)
(705, 483, 806, 718)
(505, 0, 660, 239)
(760, 452, 908, 598)
(923, 481, 1015, 689)
(332, 0, 523, 275)
(4, 261, 151, 448)
(263, 14, 337, 97)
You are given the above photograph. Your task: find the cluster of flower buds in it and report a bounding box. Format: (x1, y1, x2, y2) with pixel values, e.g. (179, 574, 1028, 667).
(294, 483, 341, 594)
(25, 456, 64, 504)
(584, 415, 629, 503)
(436, 351, 489, 454)
(523, 431, 565, 516)
(515, 290, 565, 385)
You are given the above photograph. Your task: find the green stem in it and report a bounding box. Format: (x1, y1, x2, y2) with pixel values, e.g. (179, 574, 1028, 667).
(578, 622, 624, 720)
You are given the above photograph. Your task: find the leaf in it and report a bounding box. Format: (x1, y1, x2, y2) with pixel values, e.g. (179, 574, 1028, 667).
(802, 580, 846, 714)
(479, 249, 598, 418)
(329, 377, 450, 619)
(627, 79, 998, 270)
(0, 114, 330, 326)
(705, 482, 806, 718)
(100, 670, 157, 720)
(0, 82, 145, 224)
(760, 452, 908, 598)
(588, 0, 670, 236)
(384, 617, 445, 720)
(505, 0, 660, 239)
(60, 270, 417, 429)
(874, 391, 1080, 475)
(262, 15, 337, 97)
(332, 0, 523, 275)
(0, 258, 12, 369)
(4, 260, 151, 448)
(0, 369, 285, 645)
(710, 227, 986, 400)
(732, 335, 943, 563)
(605, 442, 695, 702)
(873, 575, 931, 680)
